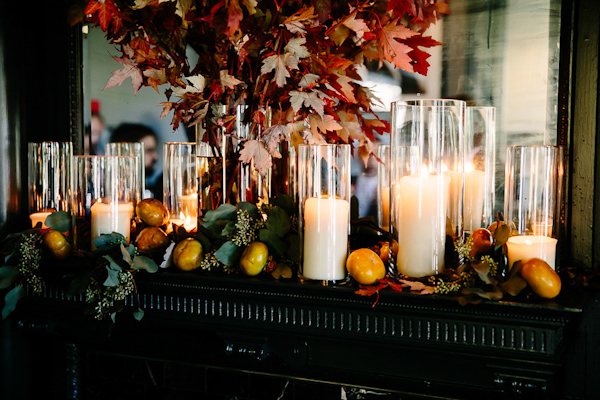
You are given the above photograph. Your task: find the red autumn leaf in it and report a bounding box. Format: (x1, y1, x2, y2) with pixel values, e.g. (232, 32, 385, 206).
(227, 0, 243, 37)
(85, 0, 118, 32)
(355, 285, 382, 297)
(403, 35, 442, 75)
(387, 0, 418, 19)
(378, 19, 417, 71)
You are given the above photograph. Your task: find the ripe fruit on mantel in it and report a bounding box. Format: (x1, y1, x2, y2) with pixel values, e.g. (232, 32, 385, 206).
(520, 258, 561, 299)
(346, 248, 386, 285)
(172, 238, 203, 271)
(240, 242, 269, 276)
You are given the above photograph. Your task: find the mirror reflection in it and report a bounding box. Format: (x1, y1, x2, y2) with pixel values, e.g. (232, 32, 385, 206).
(83, 0, 562, 217)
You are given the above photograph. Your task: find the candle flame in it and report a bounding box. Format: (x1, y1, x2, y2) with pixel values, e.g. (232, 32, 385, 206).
(465, 161, 475, 173)
(421, 164, 430, 178)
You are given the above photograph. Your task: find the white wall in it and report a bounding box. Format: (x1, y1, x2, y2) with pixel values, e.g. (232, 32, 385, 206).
(83, 27, 189, 181)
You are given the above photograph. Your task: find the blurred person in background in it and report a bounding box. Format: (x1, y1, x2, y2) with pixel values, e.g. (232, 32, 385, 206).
(111, 122, 162, 199)
(85, 99, 107, 155)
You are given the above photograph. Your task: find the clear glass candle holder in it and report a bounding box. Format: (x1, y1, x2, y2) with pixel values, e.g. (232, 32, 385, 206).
(504, 145, 564, 270)
(236, 105, 271, 204)
(28, 141, 73, 229)
(105, 142, 145, 201)
(389, 100, 465, 278)
(72, 155, 138, 251)
(163, 142, 198, 233)
(376, 144, 390, 232)
(465, 106, 496, 233)
(298, 144, 351, 285)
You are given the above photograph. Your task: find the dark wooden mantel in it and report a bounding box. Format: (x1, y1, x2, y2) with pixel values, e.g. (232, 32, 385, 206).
(9, 270, 600, 399)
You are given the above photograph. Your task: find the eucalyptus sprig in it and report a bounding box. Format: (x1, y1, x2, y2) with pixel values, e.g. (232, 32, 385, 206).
(69, 233, 159, 322)
(0, 211, 72, 319)
(197, 195, 299, 275)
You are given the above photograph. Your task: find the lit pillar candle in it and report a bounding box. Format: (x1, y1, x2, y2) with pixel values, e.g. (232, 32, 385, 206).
(464, 163, 486, 232)
(396, 171, 449, 277)
(90, 201, 133, 249)
(179, 193, 198, 219)
(167, 212, 197, 233)
(30, 211, 53, 229)
(506, 235, 558, 270)
(302, 197, 349, 281)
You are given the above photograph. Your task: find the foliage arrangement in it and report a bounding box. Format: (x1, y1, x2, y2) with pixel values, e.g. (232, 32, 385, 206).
(0, 196, 299, 322)
(194, 195, 299, 276)
(354, 217, 562, 305)
(78, 0, 449, 168)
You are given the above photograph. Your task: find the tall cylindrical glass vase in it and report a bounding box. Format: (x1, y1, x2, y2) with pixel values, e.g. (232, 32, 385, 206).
(298, 144, 351, 285)
(389, 100, 465, 278)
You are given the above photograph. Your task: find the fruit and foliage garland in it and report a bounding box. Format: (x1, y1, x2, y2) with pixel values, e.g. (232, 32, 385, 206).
(0, 196, 299, 322)
(77, 0, 450, 168)
(350, 216, 563, 304)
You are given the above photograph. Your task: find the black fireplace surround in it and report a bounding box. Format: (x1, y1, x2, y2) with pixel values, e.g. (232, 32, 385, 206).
(3, 268, 600, 400)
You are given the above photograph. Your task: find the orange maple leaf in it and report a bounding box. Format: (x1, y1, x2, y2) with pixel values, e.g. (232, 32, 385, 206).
(378, 18, 418, 72)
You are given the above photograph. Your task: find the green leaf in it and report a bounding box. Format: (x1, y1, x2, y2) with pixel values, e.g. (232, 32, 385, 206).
(214, 241, 243, 266)
(66, 270, 94, 297)
(203, 203, 236, 223)
(196, 230, 214, 252)
(45, 211, 71, 232)
(222, 221, 237, 236)
(131, 256, 159, 273)
(133, 307, 144, 321)
(284, 233, 300, 262)
(103, 255, 122, 271)
(266, 206, 290, 238)
(259, 229, 286, 257)
(2, 285, 24, 319)
(4, 249, 15, 264)
(236, 202, 260, 218)
(121, 243, 133, 265)
(93, 232, 126, 249)
(103, 256, 122, 287)
(0, 265, 19, 290)
(271, 195, 296, 216)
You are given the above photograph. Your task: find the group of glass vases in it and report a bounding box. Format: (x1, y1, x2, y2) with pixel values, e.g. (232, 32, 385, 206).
(27, 100, 564, 284)
(381, 100, 563, 279)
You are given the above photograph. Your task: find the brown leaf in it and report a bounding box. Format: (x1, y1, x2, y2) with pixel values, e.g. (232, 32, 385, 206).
(462, 286, 504, 301)
(397, 279, 432, 292)
(500, 275, 527, 297)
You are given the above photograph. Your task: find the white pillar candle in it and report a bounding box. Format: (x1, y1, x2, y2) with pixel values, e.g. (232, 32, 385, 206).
(506, 235, 558, 270)
(90, 201, 133, 249)
(302, 197, 349, 281)
(396, 172, 449, 277)
(464, 165, 486, 232)
(30, 211, 52, 229)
